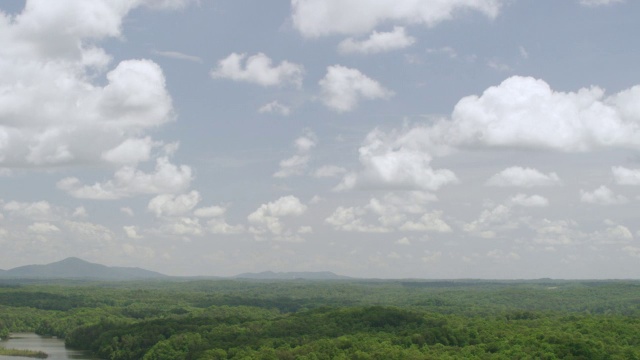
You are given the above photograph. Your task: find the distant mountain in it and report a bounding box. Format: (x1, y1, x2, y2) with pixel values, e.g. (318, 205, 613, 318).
(235, 271, 350, 280)
(0, 257, 166, 280)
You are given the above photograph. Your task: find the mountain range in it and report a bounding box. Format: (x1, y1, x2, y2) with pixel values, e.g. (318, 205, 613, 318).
(0, 258, 350, 280)
(0, 257, 166, 280)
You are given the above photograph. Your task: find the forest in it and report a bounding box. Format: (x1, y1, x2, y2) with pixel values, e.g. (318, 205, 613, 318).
(1, 278, 639, 359)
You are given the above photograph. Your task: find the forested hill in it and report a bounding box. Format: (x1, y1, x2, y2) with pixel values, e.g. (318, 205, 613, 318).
(235, 271, 351, 280)
(0, 257, 166, 280)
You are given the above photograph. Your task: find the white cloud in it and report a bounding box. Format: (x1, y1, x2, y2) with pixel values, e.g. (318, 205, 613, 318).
(191, 204, 243, 235)
(313, 165, 347, 178)
(123, 225, 143, 239)
(319, 65, 393, 112)
(427, 46, 458, 59)
(58, 156, 193, 199)
(101, 137, 157, 165)
(248, 196, 308, 241)
(518, 46, 529, 59)
(147, 190, 201, 217)
(28, 222, 60, 234)
(599, 221, 633, 244)
(120, 207, 134, 217)
(395, 237, 411, 245)
(580, 185, 628, 205)
(532, 219, 579, 246)
(623, 246, 640, 258)
(338, 26, 415, 54)
(326, 191, 445, 233)
(486, 167, 561, 187)
(509, 194, 549, 207)
(152, 50, 202, 63)
(3, 201, 54, 221)
(399, 211, 452, 232)
(463, 204, 513, 239)
(0, 1, 178, 168)
(291, 0, 502, 37)
(274, 130, 317, 178)
(578, 0, 624, 7)
(421, 250, 442, 263)
(161, 217, 203, 237)
(259, 101, 291, 116)
(206, 218, 245, 235)
(72, 206, 88, 218)
(612, 166, 640, 185)
(191, 204, 244, 234)
(64, 220, 113, 242)
(486, 249, 520, 261)
(194, 206, 226, 218)
(448, 76, 640, 151)
(335, 127, 458, 191)
(210, 52, 304, 88)
(325, 206, 389, 233)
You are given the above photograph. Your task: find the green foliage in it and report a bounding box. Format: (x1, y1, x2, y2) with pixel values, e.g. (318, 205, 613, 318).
(0, 279, 639, 359)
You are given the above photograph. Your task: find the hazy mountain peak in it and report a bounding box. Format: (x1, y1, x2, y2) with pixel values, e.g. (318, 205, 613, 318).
(0, 258, 165, 280)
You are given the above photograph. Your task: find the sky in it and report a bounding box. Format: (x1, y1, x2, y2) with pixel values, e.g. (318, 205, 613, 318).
(1, 0, 640, 279)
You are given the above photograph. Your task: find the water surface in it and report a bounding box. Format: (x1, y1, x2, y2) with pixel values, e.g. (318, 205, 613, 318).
(0, 333, 95, 360)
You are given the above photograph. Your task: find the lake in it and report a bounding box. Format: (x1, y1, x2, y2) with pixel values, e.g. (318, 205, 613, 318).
(0, 333, 96, 360)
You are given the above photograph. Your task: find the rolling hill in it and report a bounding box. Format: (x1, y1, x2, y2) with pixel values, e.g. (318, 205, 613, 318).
(0, 257, 166, 280)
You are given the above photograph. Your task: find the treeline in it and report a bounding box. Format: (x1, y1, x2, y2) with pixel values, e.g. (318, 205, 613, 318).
(0, 279, 639, 359)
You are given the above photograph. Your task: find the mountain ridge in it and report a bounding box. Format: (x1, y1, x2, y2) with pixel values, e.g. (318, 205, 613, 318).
(0, 257, 166, 280)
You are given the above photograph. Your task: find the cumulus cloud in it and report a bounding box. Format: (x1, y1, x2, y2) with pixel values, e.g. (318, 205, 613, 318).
(612, 166, 640, 185)
(160, 217, 203, 237)
(120, 207, 134, 217)
(147, 190, 201, 217)
(193, 204, 244, 234)
(0, 1, 191, 169)
(463, 204, 513, 239)
(399, 211, 452, 232)
(580, 185, 628, 205)
(336, 76, 640, 195)
(532, 219, 580, 246)
(319, 65, 393, 112)
(259, 101, 291, 116)
(486, 167, 561, 187)
(338, 26, 415, 54)
(291, 0, 503, 37)
(210, 52, 304, 88)
(101, 137, 158, 165)
(274, 130, 317, 178)
(325, 206, 389, 233)
(578, 0, 624, 7)
(313, 165, 347, 178)
(194, 206, 226, 218)
(248, 195, 308, 241)
(57, 157, 193, 199)
(3, 201, 55, 221)
(509, 194, 549, 207)
(206, 218, 245, 235)
(596, 220, 633, 244)
(123, 225, 143, 239)
(28, 222, 60, 234)
(335, 127, 458, 191)
(448, 76, 640, 151)
(72, 206, 88, 218)
(325, 191, 446, 233)
(486, 249, 520, 261)
(64, 220, 114, 242)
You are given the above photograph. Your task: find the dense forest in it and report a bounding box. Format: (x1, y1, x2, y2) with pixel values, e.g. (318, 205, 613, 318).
(1, 279, 639, 359)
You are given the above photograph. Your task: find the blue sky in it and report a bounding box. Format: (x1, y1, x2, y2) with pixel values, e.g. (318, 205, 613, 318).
(1, 0, 640, 278)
